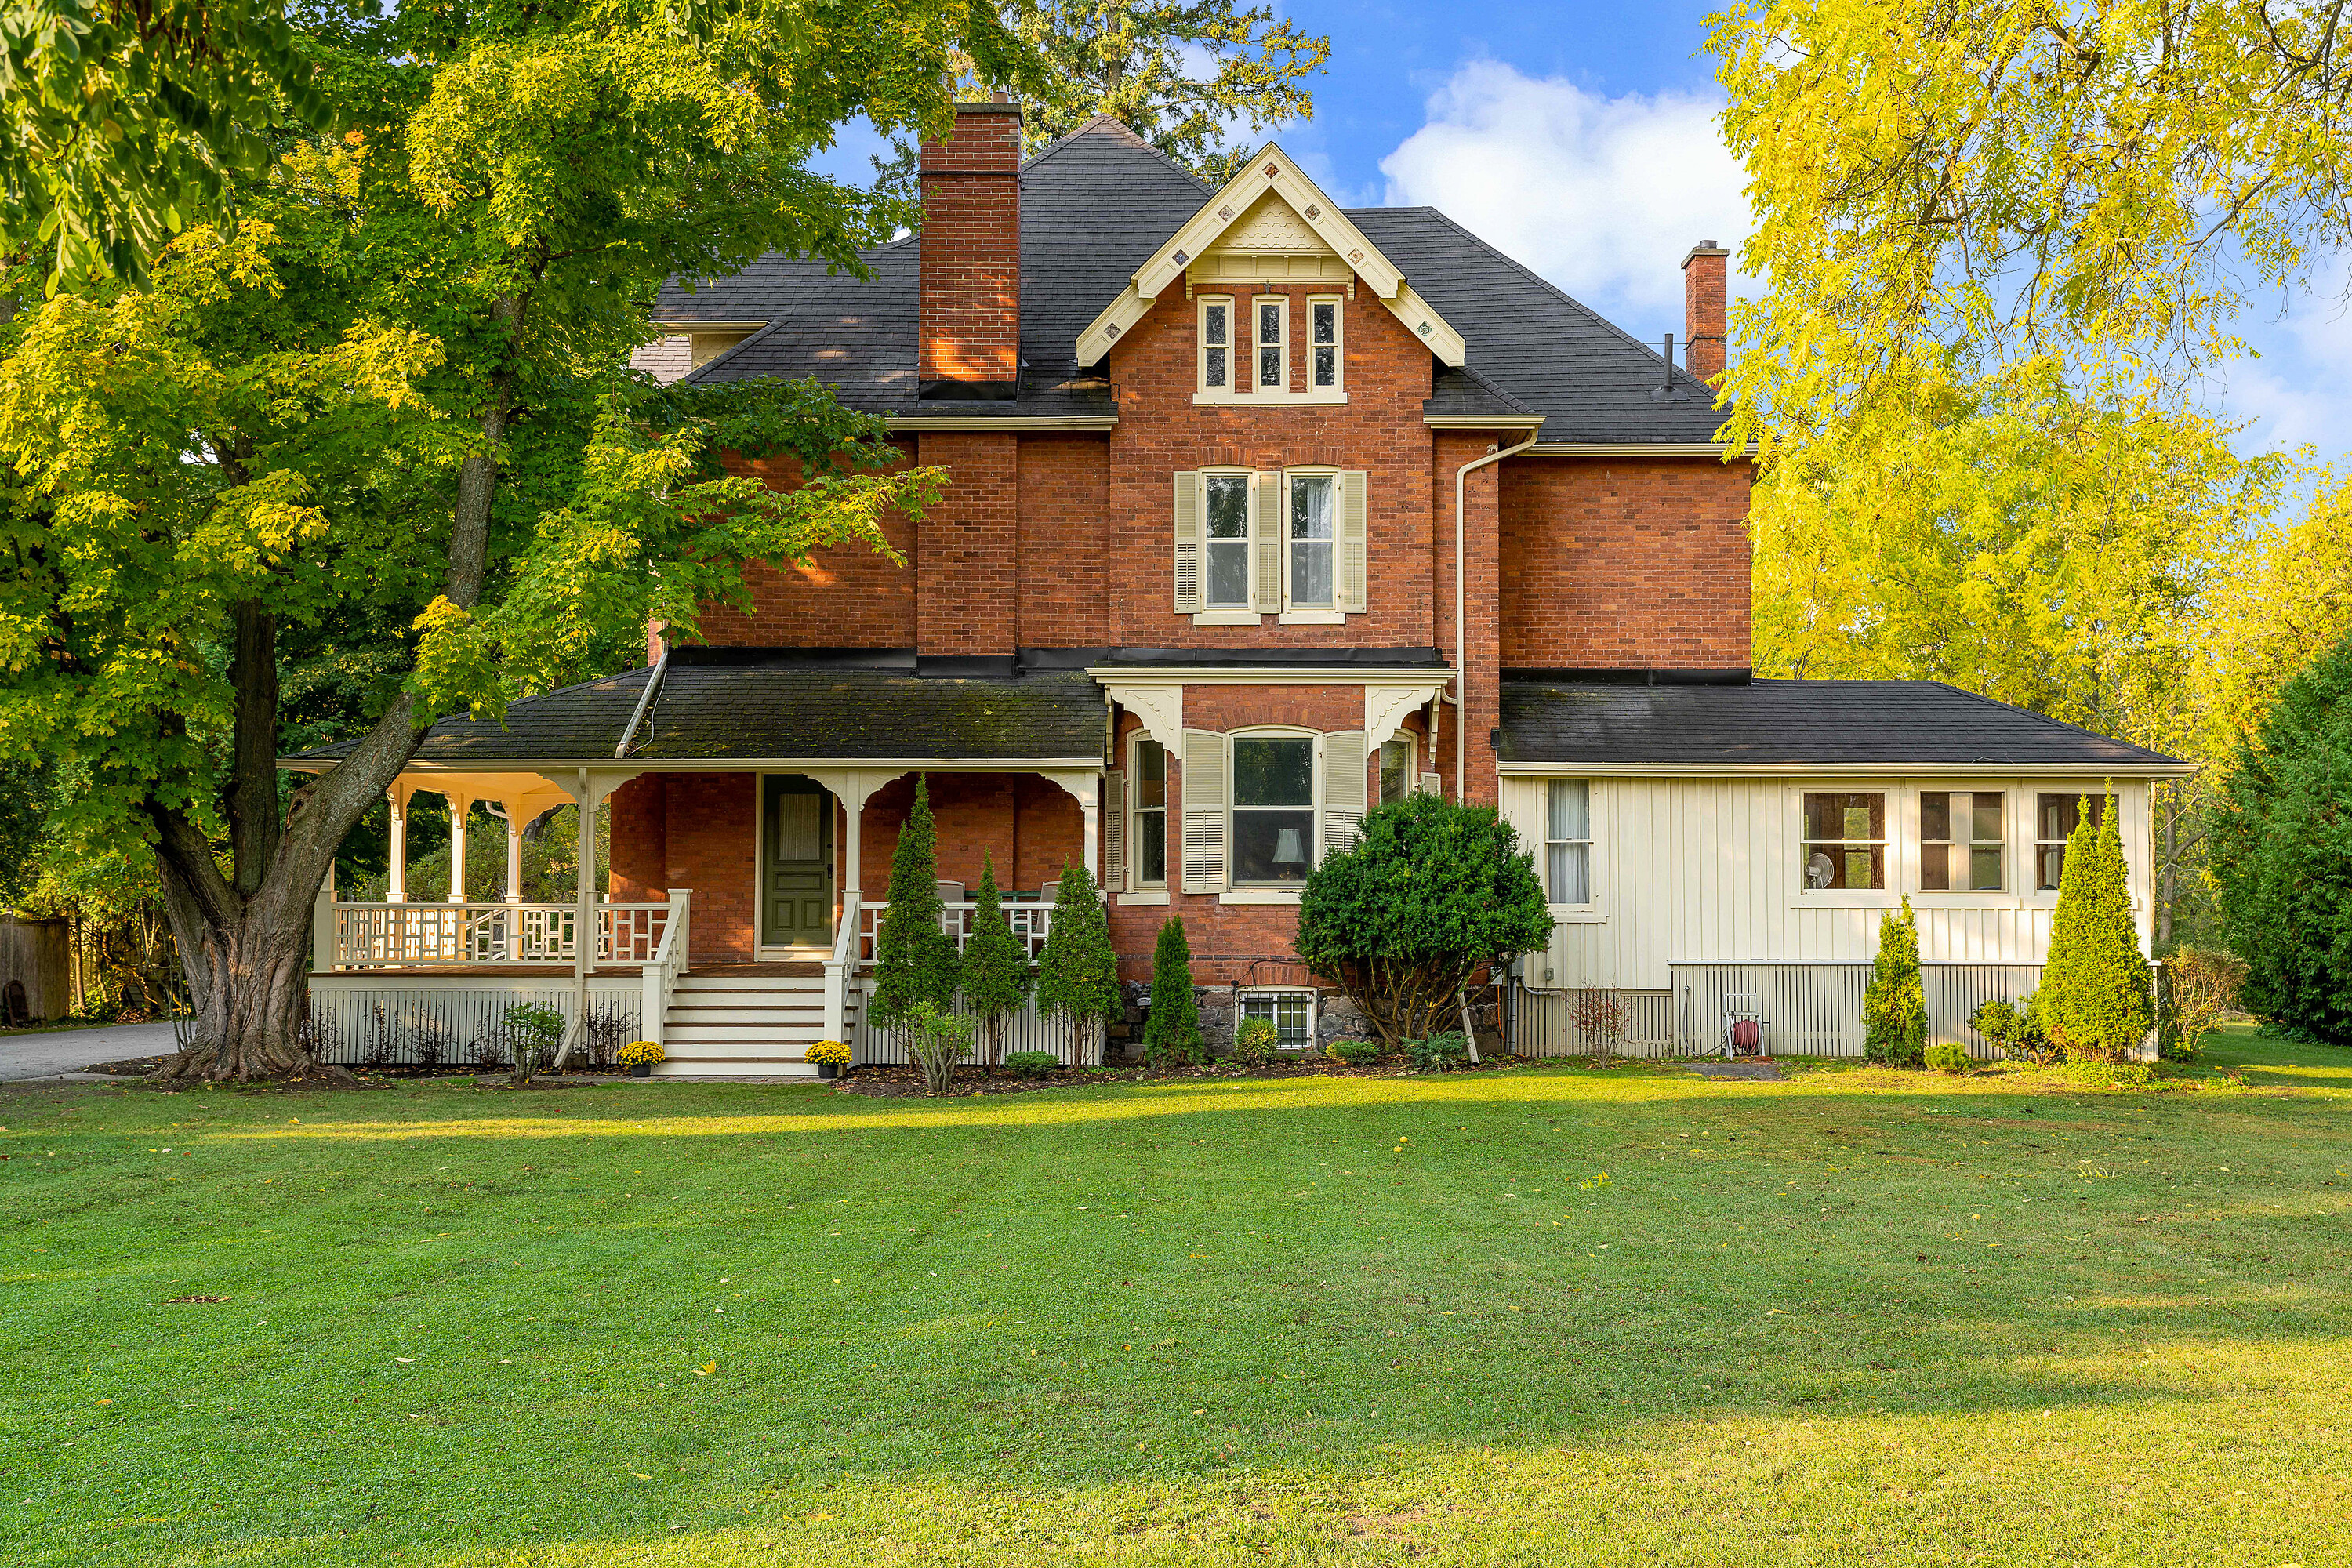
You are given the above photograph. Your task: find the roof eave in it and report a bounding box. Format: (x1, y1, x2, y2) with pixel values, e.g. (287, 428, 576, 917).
(1495, 759, 2197, 778)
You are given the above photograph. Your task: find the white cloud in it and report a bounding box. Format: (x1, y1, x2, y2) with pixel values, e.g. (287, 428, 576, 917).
(1378, 60, 1749, 327)
(2210, 262, 2352, 462)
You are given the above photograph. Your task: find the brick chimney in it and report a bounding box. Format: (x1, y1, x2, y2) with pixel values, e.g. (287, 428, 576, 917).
(1681, 241, 1730, 384)
(919, 100, 1022, 399)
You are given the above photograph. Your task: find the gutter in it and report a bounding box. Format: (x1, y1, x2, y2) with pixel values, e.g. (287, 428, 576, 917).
(615, 644, 670, 759)
(1451, 432, 1541, 798)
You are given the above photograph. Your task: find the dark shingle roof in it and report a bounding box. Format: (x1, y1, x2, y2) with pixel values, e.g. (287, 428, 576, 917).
(284, 657, 1106, 767)
(1497, 680, 2189, 770)
(659, 118, 1726, 442)
(662, 117, 1207, 416)
(1356, 207, 1719, 443)
(630, 660, 1104, 760)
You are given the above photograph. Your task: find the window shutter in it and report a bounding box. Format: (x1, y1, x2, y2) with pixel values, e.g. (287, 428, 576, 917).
(1320, 731, 1368, 858)
(1338, 470, 1367, 612)
(1102, 770, 1125, 892)
(1179, 730, 1227, 893)
(1252, 471, 1283, 612)
(1172, 471, 1202, 612)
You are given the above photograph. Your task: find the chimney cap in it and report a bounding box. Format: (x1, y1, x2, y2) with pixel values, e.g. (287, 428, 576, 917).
(1682, 241, 1730, 267)
(947, 98, 1024, 116)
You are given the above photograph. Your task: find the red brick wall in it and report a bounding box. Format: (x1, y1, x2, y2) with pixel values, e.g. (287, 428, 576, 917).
(1432, 434, 1504, 805)
(858, 773, 1083, 901)
(1497, 456, 1752, 670)
(695, 444, 918, 648)
(919, 105, 1021, 385)
(608, 775, 666, 901)
(1183, 683, 1364, 732)
(1018, 436, 1110, 646)
(1101, 280, 1438, 649)
(659, 773, 757, 964)
(916, 433, 1018, 656)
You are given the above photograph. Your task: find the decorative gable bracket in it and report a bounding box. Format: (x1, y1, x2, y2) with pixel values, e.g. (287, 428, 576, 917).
(1076, 143, 1467, 369)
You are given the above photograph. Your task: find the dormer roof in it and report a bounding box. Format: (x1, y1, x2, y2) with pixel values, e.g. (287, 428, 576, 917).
(1073, 143, 1466, 368)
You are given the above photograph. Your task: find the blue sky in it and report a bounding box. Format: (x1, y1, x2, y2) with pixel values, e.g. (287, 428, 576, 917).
(817, 2, 2347, 463)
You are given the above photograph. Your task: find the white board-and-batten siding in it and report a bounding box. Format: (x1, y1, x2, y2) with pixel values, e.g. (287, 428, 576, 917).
(1497, 775, 2154, 995)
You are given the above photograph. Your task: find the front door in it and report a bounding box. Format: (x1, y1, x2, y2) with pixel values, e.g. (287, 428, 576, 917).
(761, 775, 834, 949)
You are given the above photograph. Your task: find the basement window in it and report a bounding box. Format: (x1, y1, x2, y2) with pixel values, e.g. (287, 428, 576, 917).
(1239, 989, 1316, 1050)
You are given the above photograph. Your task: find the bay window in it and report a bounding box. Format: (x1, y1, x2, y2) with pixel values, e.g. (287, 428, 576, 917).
(1232, 735, 1316, 884)
(1132, 739, 1167, 886)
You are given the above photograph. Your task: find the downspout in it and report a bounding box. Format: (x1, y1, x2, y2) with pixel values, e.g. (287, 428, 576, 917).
(1452, 431, 1540, 799)
(615, 644, 670, 759)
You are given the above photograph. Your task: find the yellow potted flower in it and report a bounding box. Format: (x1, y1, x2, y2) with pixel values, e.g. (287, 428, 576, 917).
(805, 1039, 851, 1080)
(615, 1040, 665, 1079)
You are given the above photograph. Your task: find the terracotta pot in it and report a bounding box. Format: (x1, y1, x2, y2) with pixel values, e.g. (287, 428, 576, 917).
(630, 1062, 652, 1079)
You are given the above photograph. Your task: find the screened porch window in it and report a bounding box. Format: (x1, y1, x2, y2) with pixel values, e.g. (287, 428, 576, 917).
(1802, 792, 1886, 891)
(1232, 735, 1316, 885)
(1922, 790, 2004, 891)
(1545, 779, 1592, 904)
(2035, 793, 2106, 891)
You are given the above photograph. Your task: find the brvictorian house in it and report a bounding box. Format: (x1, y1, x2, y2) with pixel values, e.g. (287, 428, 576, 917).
(286, 103, 2190, 1075)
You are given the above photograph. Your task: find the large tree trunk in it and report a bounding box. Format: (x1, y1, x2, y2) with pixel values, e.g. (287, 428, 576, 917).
(152, 331, 521, 1081)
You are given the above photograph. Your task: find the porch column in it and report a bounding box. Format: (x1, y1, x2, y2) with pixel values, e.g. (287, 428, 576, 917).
(386, 784, 411, 902)
(502, 806, 524, 903)
(445, 792, 473, 902)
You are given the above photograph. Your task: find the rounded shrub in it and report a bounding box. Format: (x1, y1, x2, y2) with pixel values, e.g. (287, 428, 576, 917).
(1231, 1016, 1280, 1069)
(1003, 1050, 1059, 1079)
(1325, 1039, 1383, 1066)
(1405, 1032, 1471, 1073)
(1923, 1041, 1971, 1074)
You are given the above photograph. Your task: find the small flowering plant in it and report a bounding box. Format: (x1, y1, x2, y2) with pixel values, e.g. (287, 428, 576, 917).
(615, 1040, 666, 1068)
(804, 1040, 852, 1067)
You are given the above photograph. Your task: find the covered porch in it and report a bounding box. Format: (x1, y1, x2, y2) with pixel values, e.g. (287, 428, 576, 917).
(281, 652, 1112, 1072)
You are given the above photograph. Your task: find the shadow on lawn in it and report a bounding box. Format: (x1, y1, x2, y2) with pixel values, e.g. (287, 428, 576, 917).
(12, 1057, 2352, 1567)
(177, 1061, 2352, 1148)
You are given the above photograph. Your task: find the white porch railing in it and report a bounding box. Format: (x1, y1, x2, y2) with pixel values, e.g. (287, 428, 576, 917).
(329, 901, 676, 969)
(855, 898, 1066, 966)
(822, 891, 862, 1043)
(635, 889, 693, 1048)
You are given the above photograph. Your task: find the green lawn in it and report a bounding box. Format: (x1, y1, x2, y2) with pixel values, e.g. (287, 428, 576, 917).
(6, 1024, 2350, 1566)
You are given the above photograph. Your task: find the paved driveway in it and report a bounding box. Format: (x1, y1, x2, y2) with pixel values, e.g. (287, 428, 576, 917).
(0, 1022, 178, 1081)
